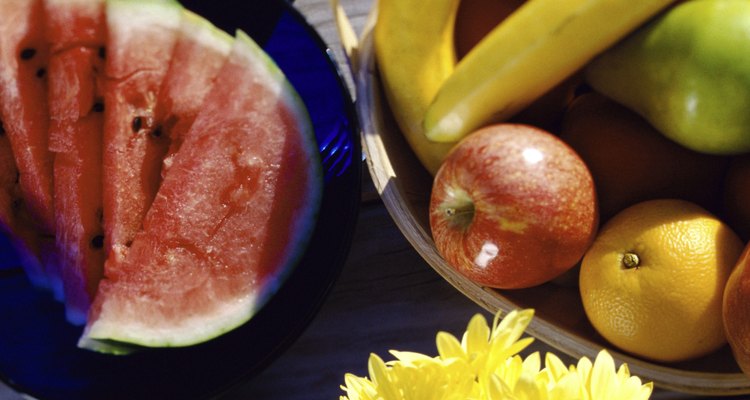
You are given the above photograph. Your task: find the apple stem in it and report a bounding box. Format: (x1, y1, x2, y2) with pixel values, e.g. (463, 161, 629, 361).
(445, 206, 468, 217)
(622, 252, 640, 269)
(443, 203, 475, 229)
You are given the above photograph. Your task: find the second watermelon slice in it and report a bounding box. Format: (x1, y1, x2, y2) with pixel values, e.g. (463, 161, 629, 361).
(101, 0, 182, 265)
(45, 0, 107, 325)
(0, 0, 63, 298)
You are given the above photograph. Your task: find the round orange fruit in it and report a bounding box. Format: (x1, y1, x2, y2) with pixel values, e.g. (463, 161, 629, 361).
(579, 199, 743, 362)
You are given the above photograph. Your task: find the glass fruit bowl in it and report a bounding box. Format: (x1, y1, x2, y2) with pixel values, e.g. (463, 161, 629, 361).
(354, 11, 750, 397)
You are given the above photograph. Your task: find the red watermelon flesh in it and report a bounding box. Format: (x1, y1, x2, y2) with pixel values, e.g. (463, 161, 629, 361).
(52, 112, 105, 325)
(45, 0, 104, 52)
(45, 0, 107, 325)
(102, 0, 182, 265)
(158, 9, 232, 177)
(79, 30, 321, 349)
(0, 0, 54, 234)
(0, 0, 64, 298)
(0, 130, 47, 288)
(46, 0, 105, 153)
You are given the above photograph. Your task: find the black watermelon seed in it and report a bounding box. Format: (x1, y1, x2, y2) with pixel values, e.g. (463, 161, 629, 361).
(98, 46, 106, 59)
(20, 48, 36, 60)
(90, 235, 104, 249)
(36, 68, 46, 78)
(0, 120, 5, 136)
(151, 126, 162, 138)
(92, 102, 104, 113)
(132, 116, 143, 133)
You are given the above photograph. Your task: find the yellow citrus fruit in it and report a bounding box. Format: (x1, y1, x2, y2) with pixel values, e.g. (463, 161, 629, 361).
(579, 199, 744, 362)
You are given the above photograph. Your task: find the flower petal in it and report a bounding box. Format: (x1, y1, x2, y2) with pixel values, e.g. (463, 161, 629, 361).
(493, 309, 534, 344)
(589, 350, 617, 399)
(341, 373, 378, 400)
(437, 331, 466, 361)
(485, 373, 504, 400)
(575, 355, 593, 378)
(368, 353, 401, 400)
(617, 376, 654, 400)
(464, 313, 491, 355)
(390, 350, 435, 365)
(512, 371, 545, 400)
(548, 372, 583, 399)
(544, 352, 569, 382)
(522, 351, 541, 375)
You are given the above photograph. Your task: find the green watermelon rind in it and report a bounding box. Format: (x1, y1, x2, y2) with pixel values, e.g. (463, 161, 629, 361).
(78, 30, 323, 352)
(107, 0, 182, 14)
(178, 8, 233, 53)
(106, 0, 183, 28)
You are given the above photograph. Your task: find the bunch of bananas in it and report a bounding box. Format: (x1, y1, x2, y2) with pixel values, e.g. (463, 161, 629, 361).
(374, 0, 675, 174)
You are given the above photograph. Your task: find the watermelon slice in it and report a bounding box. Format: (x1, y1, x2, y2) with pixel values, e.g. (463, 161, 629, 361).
(45, 0, 107, 325)
(0, 0, 54, 232)
(79, 30, 321, 349)
(101, 0, 182, 265)
(0, 0, 63, 298)
(158, 9, 233, 176)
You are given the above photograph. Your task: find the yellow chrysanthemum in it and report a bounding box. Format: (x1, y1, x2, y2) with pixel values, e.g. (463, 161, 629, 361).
(339, 308, 653, 400)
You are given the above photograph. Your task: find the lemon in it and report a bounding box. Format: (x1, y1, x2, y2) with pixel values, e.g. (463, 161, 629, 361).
(579, 199, 743, 362)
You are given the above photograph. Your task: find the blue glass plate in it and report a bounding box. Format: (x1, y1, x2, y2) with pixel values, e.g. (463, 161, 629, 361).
(0, 1, 361, 399)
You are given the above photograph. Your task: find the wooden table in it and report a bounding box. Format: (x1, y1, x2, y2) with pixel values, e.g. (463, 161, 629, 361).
(0, 1, 733, 399)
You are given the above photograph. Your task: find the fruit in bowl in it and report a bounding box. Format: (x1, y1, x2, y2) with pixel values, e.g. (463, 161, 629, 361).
(580, 199, 743, 363)
(429, 123, 597, 289)
(585, 0, 750, 155)
(560, 92, 729, 223)
(724, 242, 750, 376)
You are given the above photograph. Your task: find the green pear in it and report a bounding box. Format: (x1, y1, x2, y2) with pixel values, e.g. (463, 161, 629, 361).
(586, 0, 750, 155)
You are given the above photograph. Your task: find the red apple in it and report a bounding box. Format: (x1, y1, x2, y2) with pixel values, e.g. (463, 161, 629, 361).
(429, 123, 598, 289)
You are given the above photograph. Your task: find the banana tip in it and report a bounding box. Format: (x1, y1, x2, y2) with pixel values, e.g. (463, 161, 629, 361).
(424, 112, 465, 143)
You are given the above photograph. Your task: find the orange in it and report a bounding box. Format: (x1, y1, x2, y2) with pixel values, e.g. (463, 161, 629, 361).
(579, 199, 743, 362)
(560, 92, 729, 223)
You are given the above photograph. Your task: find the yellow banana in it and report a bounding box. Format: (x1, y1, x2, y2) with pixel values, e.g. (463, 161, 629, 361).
(423, 0, 676, 143)
(374, 0, 459, 175)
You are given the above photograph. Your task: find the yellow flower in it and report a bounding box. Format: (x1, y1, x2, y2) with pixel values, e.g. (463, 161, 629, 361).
(340, 352, 474, 400)
(570, 350, 654, 400)
(339, 308, 653, 400)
